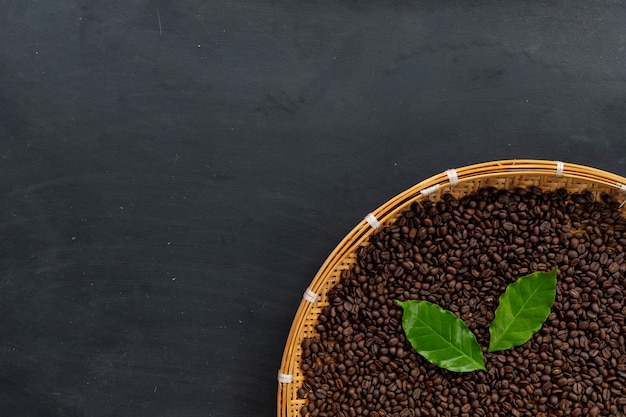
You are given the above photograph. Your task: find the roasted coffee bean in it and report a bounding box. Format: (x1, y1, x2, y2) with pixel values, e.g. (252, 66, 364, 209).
(298, 188, 626, 417)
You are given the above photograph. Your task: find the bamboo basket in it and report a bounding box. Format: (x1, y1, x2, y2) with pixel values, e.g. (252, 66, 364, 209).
(277, 159, 626, 417)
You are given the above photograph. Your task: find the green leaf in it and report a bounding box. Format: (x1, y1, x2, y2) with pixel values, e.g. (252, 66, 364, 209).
(396, 300, 486, 372)
(488, 267, 557, 352)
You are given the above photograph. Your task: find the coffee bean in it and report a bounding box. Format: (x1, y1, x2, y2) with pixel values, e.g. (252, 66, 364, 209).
(299, 188, 626, 417)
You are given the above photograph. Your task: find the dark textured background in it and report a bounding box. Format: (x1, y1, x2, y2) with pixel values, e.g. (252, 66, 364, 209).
(0, 1, 625, 416)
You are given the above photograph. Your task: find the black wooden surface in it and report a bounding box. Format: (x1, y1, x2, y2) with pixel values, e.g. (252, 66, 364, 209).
(1, 1, 625, 416)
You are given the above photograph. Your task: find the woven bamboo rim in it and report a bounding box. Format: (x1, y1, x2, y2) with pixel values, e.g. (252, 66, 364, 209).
(277, 159, 626, 417)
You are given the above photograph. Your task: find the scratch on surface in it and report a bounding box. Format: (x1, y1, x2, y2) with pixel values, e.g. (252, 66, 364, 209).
(157, 9, 162, 36)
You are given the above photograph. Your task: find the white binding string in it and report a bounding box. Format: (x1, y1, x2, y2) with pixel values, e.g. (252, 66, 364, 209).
(364, 213, 380, 229)
(420, 184, 440, 197)
(615, 183, 626, 208)
(303, 288, 319, 303)
(555, 161, 564, 177)
(277, 372, 293, 384)
(446, 169, 459, 186)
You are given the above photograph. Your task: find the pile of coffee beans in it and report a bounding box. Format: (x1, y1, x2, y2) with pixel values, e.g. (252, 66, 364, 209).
(299, 187, 626, 417)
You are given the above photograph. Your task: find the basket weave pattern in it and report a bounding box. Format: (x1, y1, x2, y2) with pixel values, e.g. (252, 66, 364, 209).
(277, 159, 626, 417)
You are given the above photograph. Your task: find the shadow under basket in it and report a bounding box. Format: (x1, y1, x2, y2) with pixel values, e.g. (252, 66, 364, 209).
(277, 159, 626, 417)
